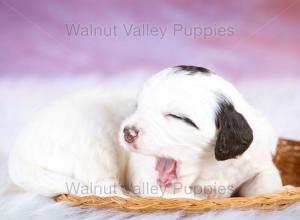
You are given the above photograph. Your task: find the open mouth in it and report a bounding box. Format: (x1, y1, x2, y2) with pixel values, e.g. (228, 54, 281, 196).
(155, 157, 178, 187)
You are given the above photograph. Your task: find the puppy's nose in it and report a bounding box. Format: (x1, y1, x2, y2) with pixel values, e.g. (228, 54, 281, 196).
(123, 126, 139, 144)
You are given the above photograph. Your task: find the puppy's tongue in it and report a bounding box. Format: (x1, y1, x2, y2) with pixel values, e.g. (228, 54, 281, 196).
(155, 157, 177, 187)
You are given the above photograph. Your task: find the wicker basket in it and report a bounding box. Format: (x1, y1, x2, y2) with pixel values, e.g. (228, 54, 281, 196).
(56, 138, 300, 212)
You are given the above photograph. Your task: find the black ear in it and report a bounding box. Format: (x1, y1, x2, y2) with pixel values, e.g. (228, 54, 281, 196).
(215, 101, 253, 161)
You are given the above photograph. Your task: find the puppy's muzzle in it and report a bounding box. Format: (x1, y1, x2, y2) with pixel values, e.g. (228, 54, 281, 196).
(123, 126, 139, 144)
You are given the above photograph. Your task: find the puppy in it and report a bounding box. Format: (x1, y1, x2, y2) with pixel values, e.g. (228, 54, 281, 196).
(9, 66, 283, 199)
(120, 66, 283, 199)
(9, 87, 136, 197)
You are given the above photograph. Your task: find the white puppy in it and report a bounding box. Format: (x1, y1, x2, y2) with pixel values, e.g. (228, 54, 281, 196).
(120, 66, 283, 199)
(9, 87, 136, 197)
(9, 66, 283, 199)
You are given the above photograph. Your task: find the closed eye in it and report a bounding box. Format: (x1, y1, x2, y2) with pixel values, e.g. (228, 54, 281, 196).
(166, 114, 199, 129)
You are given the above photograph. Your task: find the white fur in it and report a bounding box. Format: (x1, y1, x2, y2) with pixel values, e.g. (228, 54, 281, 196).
(8, 87, 136, 197)
(121, 67, 283, 198)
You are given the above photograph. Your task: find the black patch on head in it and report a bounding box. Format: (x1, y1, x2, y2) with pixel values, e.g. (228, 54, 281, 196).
(214, 97, 253, 161)
(175, 65, 212, 75)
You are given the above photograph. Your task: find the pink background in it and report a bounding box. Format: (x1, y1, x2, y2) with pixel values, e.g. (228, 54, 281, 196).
(1, 0, 300, 79)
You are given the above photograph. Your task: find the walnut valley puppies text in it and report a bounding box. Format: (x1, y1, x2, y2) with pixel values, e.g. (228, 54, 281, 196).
(65, 23, 234, 39)
(64, 181, 235, 198)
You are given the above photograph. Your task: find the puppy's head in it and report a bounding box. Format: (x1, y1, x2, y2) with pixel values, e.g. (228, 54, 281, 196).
(119, 66, 253, 163)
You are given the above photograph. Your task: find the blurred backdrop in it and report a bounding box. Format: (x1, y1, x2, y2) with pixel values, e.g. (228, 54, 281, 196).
(0, 0, 300, 154)
(1, 0, 300, 78)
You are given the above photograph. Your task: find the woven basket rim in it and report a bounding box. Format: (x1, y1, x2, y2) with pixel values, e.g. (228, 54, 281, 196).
(56, 187, 300, 212)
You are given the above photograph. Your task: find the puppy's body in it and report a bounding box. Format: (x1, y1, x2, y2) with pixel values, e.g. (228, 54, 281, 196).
(9, 87, 135, 197)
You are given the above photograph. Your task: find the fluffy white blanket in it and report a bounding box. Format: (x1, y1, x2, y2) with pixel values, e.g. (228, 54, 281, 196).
(1, 74, 299, 220)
